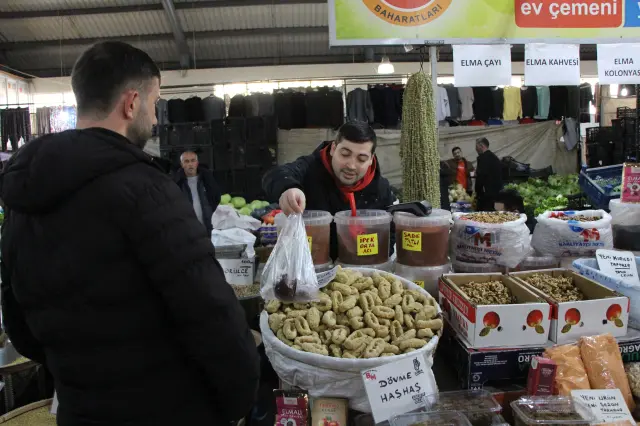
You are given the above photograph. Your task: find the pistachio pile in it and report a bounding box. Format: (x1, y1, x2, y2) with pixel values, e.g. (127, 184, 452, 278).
(463, 212, 520, 224)
(521, 273, 585, 302)
(555, 215, 599, 222)
(458, 280, 515, 305)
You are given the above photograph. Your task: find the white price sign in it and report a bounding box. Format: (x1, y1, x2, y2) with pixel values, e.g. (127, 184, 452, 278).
(524, 43, 580, 86)
(453, 45, 512, 87)
(597, 44, 640, 84)
(361, 354, 436, 424)
(572, 389, 634, 425)
(596, 249, 639, 284)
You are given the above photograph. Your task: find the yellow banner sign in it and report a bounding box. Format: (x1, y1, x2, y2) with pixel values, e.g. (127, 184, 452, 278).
(329, 0, 640, 45)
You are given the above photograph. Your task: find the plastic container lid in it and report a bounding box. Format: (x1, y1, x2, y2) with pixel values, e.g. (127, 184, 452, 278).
(391, 411, 472, 426)
(314, 262, 334, 273)
(302, 210, 333, 226)
(452, 260, 506, 274)
(334, 209, 392, 226)
(394, 209, 452, 228)
(425, 390, 502, 414)
(395, 263, 452, 296)
(510, 397, 595, 425)
(336, 259, 395, 272)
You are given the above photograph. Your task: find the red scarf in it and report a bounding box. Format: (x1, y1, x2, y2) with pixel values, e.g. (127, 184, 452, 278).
(319, 145, 377, 214)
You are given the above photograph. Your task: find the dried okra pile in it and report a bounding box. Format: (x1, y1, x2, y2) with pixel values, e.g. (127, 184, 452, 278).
(266, 267, 442, 359)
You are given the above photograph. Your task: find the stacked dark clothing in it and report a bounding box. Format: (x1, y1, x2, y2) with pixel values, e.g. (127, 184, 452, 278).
(520, 86, 538, 118)
(472, 87, 494, 122)
(490, 88, 504, 119)
(167, 98, 188, 123)
(368, 84, 404, 128)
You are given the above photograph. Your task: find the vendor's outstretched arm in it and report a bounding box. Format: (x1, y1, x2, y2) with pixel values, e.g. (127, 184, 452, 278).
(262, 153, 314, 202)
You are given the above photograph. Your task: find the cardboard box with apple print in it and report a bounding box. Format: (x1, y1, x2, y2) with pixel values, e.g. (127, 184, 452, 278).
(509, 269, 629, 344)
(439, 273, 552, 348)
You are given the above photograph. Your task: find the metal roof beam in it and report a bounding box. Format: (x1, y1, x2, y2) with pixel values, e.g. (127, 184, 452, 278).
(0, 0, 326, 19)
(160, 0, 190, 69)
(0, 26, 328, 50)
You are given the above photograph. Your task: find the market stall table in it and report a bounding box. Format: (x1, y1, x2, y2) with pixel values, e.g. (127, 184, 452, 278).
(0, 343, 44, 413)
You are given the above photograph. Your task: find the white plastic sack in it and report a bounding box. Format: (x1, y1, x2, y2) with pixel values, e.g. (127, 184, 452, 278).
(450, 213, 530, 268)
(610, 199, 640, 226)
(531, 210, 613, 257)
(260, 269, 440, 412)
(211, 205, 261, 231)
(211, 228, 256, 258)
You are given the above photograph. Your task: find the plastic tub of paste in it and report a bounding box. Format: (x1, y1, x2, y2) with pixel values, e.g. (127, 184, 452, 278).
(394, 209, 452, 267)
(334, 210, 392, 265)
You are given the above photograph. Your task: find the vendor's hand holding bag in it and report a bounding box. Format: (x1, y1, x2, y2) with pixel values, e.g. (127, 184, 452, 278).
(260, 213, 319, 302)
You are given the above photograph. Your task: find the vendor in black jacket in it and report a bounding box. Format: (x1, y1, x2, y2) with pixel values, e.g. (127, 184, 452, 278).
(262, 121, 397, 260)
(0, 41, 259, 426)
(475, 137, 504, 211)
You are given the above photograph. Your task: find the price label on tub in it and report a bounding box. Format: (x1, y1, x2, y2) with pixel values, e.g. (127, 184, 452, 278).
(307, 236, 312, 252)
(357, 233, 379, 256)
(595, 249, 639, 283)
(414, 280, 425, 289)
(361, 354, 436, 424)
(402, 231, 422, 252)
(571, 389, 634, 425)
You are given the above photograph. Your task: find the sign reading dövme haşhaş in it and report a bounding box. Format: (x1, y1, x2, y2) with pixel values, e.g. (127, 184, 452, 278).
(597, 44, 640, 84)
(453, 45, 512, 87)
(361, 354, 435, 424)
(524, 43, 580, 86)
(330, 1, 640, 46)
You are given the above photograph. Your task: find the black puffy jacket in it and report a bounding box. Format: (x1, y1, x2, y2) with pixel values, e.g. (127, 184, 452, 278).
(0, 128, 260, 426)
(262, 141, 397, 260)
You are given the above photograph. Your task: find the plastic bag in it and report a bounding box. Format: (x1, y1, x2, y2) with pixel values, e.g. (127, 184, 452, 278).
(531, 210, 613, 258)
(544, 344, 591, 396)
(579, 334, 635, 411)
(260, 213, 319, 302)
(259, 270, 440, 412)
(449, 212, 530, 268)
(609, 199, 640, 251)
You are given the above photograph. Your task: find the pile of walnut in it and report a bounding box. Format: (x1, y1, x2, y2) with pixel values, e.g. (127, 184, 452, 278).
(266, 268, 442, 359)
(521, 273, 585, 302)
(458, 280, 515, 305)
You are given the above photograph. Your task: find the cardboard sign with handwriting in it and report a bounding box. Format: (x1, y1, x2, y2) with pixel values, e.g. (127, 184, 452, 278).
(572, 389, 634, 425)
(361, 355, 436, 424)
(596, 249, 639, 283)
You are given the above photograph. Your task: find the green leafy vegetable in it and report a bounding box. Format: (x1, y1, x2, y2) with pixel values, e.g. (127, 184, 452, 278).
(505, 174, 581, 217)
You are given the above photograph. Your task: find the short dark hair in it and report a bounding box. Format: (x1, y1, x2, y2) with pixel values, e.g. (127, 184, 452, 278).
(452, 146, 462, 154)
(476, 137, 490, 148)
(495, 189, 525, 213)
(335, 121, 377, 153)
(71, 41, 161, 118)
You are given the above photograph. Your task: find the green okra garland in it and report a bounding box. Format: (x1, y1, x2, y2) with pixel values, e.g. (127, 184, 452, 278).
(400, 72, 440, 208)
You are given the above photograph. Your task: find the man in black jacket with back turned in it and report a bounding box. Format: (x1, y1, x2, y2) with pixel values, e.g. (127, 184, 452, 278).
(475, 137, 504, 211)
(262, 121, 397, 260)
(0, 41, 259, 426)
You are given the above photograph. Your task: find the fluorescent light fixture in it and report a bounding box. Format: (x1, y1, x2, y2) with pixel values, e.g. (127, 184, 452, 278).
(377, 56, 395, 74)
(620, 87, 629, 97)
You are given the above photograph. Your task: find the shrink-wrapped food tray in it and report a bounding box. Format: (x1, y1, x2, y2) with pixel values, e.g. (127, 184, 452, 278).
(260, 268, 441, 412)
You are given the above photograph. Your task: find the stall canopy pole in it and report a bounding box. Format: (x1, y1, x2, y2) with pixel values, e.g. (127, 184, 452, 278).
(429, 45, 439, 148)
